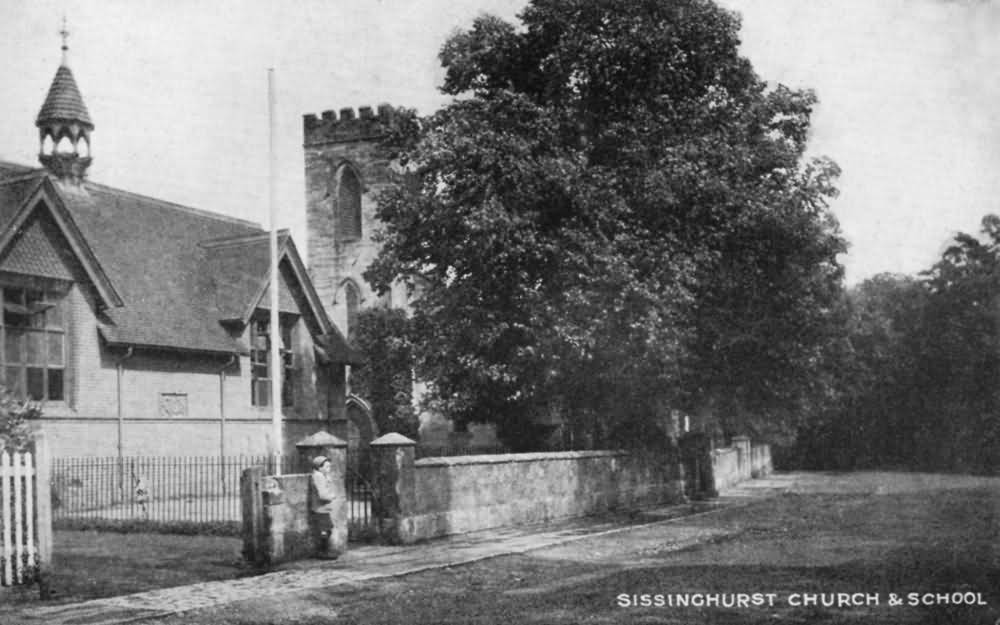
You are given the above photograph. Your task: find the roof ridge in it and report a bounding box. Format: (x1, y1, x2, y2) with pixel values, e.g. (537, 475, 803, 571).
(199, 229, 291, 249)
(83, 181, 263, 230)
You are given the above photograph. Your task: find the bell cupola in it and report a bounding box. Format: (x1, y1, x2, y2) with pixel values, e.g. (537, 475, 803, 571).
(35, 21, 94, 183)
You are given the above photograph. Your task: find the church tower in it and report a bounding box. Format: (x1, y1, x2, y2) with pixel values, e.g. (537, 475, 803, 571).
(36, 22, 94, 184)
(302, 104, 405, 336)
(303, 103, 500, 450)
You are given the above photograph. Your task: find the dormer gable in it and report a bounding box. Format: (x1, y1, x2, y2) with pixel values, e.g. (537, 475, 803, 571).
(0, 176, 121, 310)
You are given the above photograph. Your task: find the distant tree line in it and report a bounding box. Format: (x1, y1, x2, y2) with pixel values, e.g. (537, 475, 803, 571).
(793, 215, 1000, 474)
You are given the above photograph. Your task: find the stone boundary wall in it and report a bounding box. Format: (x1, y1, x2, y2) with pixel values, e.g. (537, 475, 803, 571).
(400, 449, 683, 542)
(241, 433, 348, 567)
(750, 444, 772, 478)
(711, 442, 773, 491)
(259, 474, 315, 563)
(712, 448, 741, 490)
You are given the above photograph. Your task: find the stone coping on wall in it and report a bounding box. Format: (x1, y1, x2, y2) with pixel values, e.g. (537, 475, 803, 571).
(415, 449, 628, 468)
(712, 447, 739, 456)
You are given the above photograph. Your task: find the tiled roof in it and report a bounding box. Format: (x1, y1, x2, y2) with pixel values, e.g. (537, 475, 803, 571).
(36, 65, 93, 126)
(200, 233, 300, 322)
(0, 162, 353, 361)
(0, 207, 77, 280)
(199, 233, 361, 364)
(0, 173, 42, 223)
(0, 161, 37, 181)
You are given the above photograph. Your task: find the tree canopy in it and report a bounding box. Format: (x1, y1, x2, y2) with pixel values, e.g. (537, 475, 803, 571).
(791, 214, 1000, 474)
(348, 307, 419, 439)
(366, 0, 845, 449)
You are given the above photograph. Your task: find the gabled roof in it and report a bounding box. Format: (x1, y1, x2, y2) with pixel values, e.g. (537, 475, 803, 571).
(199, 231, 302, 323)
(0, 161, 355, 361)
(36, 64, 93, 127)
(0, 173, 120, 308)
(199, 232, 361, 365)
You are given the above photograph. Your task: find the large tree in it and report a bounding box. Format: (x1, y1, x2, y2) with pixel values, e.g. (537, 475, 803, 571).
(367, 0, 845, 448)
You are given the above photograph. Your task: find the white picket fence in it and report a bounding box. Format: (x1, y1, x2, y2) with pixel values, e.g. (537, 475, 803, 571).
(1, 450, 38, 586)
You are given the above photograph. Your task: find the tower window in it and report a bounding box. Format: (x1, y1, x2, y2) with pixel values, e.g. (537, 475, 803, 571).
(344, 281, 360, 339)
(337, 166, 362, 241)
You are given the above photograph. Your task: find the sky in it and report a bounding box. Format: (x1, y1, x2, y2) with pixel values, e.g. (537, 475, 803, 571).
(0, 0, 997, 286)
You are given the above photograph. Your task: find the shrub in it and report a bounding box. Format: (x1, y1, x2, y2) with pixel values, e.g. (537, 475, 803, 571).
(350, 307, 419, 438)
(0, 388, 41, 451)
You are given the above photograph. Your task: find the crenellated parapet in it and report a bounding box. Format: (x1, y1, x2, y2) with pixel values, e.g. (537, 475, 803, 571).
(303, 103, 398, 146)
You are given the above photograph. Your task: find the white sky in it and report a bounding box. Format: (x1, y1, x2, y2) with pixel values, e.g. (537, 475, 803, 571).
(0, 0, 997, 286)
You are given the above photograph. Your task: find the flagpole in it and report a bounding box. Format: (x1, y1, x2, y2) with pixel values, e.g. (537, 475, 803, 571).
(268, 68, 283, 472)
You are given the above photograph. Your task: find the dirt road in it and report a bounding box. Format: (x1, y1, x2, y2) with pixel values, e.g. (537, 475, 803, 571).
(136, 471, 1000, 624)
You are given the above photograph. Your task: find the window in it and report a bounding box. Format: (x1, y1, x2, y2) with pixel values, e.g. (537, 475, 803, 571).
(344, 281, 360, 339)
(337, 166, 362, 241)
(1, 286, 65, 401)
(250, 315, 296, 408)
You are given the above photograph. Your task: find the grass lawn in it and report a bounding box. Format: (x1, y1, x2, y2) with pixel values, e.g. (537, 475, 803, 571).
(0, 530, 247, 610)
(143, 477, 1000, 624)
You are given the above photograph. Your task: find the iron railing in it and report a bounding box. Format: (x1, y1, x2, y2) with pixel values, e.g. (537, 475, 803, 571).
(51, 454, 295, 531)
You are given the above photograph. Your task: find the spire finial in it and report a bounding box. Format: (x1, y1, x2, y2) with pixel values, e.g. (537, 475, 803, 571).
(59, 15, 69, 64)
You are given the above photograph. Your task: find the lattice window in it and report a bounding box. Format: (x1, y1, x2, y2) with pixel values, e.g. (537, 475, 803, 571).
(250, 315, 296, 408)
(1, 286, 65, 401)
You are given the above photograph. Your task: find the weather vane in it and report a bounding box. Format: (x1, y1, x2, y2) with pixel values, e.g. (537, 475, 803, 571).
(60, 15, 69, 51)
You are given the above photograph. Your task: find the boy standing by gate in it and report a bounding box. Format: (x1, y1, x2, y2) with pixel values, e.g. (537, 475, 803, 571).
(309, 456, 339, 559)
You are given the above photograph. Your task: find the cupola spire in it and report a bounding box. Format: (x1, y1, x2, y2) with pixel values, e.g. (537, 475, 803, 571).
(36, 19, 94, 184)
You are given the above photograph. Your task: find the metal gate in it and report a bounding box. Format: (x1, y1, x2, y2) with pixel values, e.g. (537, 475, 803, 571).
(345, 446, 378, 540)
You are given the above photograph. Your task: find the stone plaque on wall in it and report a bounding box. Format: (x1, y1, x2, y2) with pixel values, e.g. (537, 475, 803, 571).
(159, 393, 188, 419)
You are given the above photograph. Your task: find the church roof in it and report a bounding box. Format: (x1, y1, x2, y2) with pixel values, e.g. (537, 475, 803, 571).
(0, 162, 356, 362)
(36, 64, 93, 127)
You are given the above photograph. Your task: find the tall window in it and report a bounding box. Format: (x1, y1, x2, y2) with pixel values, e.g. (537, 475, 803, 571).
(250, 315, 296, 408)
(2, 286, 64, 401)
(344, 281, 360, 339)
(337, 166, 362, 241)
